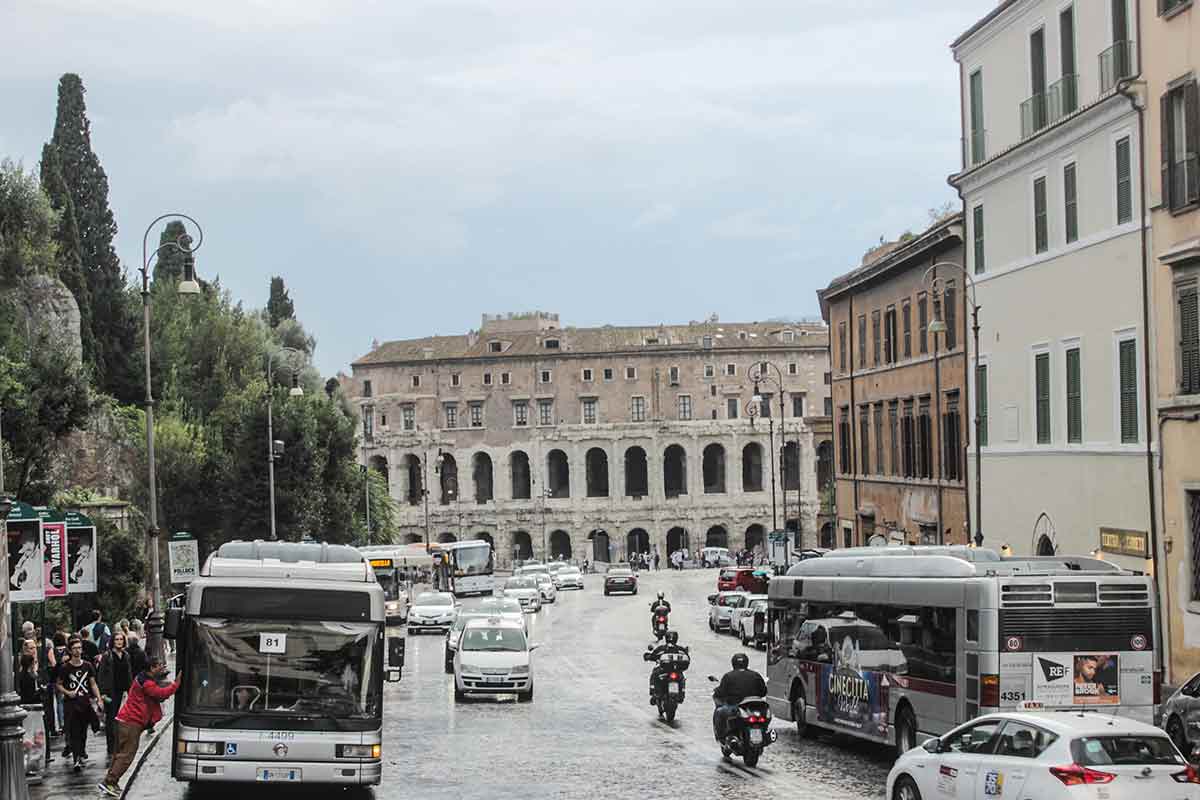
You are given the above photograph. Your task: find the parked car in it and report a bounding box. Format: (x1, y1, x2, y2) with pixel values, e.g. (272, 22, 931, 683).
(707, 590, 749, 632)
(727, 593, 767, 637)
(736, 597, 769, 647)
(1163, 671, 1200, 757)
(604, 565, 638, 595)
(717, 566, 768, 594)
(887, 709, 1198, 800)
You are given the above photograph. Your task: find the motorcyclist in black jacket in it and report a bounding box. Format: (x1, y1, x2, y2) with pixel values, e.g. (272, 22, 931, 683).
(644, 631, 688, 700)
(649, 591, 671, 614)
(712, 653, 767, 740)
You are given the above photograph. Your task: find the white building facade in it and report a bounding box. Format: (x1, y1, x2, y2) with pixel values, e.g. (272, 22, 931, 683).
(951, 0, 1155, 565)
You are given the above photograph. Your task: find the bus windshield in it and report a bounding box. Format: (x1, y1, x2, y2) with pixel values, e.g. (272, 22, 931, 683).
(453, 544, 493, 576)
(185, 619, 380, 721)
(373, 568, 401, 601)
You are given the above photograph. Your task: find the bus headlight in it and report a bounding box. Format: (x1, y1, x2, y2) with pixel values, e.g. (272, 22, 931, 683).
(179, 741, 223, 756)
(337, 744, 381, 759)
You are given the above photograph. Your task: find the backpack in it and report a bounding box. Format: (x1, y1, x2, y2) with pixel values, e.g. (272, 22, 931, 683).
(92, 622, 112, 652)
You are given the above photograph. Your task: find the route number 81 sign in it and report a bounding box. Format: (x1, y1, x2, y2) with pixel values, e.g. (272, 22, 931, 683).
(259, 633, 287, 654)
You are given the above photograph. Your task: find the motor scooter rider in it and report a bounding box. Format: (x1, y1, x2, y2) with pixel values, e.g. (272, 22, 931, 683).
(644, 631, 688, 699)
(649, 591, 671, 614)
(712, 653, 767, 741)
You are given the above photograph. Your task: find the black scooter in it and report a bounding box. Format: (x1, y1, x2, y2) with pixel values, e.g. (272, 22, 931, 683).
(708, 676, 777, 767)
(650, 603, 670, 640)
(644, 645, 689, 723)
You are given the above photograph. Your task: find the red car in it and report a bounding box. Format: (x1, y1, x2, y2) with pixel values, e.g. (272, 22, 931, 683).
(604, 566, 638, 596)
(717, 567, 768, 594)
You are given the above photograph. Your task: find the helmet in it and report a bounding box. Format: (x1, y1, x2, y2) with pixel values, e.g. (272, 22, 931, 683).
(665, 631, 679, 645)
(731, 653, 749, 670)
(657, 592, 665, 600)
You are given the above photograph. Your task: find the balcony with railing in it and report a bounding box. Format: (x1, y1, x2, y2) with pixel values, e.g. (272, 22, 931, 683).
(1099, 40, 1135, 95)
(1020, 93, 1048, 140)
(1047, 74, 1078, 124)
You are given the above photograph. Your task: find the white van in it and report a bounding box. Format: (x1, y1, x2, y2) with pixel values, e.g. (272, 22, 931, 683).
(700, 547, 735, 567)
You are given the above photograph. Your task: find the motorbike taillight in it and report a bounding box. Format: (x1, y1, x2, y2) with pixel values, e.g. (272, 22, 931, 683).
(669, 672, 679, 680)
(656, 616, 666, 623)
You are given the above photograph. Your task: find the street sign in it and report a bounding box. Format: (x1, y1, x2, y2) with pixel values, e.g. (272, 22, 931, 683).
(169, 531, 200, 584)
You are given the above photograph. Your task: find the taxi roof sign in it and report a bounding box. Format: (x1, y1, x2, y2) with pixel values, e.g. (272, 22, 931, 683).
(1017, 700, 1046, 711)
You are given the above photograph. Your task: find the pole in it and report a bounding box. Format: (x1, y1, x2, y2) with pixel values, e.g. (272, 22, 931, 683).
(779, 390, 788, 540)
(0, 497, 30, 800)
(422, 451, 431, 550)
(932, 303, 944, 546)
(973, 305, 983, 547)
(267, 387, 277, 541)
(768, 417, 778, 531)
(141, 264, 165, 662)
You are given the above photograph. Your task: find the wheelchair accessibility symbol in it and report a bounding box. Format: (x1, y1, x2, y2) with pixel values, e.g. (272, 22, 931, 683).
(226, 743, 238, 756)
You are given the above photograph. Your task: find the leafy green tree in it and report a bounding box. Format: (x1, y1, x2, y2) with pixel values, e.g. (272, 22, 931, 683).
(0, 160, 58, 281)
(266, 276, 294, 328)
(151, 220, 191, 285)
(95, 517, 148, 622)
(357, 467, 397, 546)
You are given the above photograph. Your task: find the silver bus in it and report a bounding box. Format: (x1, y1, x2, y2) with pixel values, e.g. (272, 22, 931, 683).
(166, 541, 403, 787)
(764, 546, 1159, 754)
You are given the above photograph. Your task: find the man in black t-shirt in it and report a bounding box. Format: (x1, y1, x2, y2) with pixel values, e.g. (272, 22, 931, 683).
(56, 637, 104, 770)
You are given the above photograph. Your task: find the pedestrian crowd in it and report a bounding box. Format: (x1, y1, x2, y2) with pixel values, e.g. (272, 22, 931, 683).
(626, 551, 661, 572)
(14, 607, 180, 797)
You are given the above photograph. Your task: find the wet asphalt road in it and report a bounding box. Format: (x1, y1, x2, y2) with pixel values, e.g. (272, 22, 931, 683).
(120, 568, 894, 800)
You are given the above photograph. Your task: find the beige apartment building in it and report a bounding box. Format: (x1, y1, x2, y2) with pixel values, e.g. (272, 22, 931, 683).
(348, 312, 833, 564)
(1143, 0, 1200, 682)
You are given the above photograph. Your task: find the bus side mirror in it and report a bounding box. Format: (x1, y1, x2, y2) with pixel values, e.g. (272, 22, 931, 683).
(164, 608, 183, 641)
(388, 636, 405, 669)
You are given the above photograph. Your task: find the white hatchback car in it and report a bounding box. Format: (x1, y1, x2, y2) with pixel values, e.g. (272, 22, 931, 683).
(500, 576, 542, 613)
(707, 590, 749, 632)
(453, 617, 536, 702)
(553, 566, 584, 590)
(887, 709, 1199, 800)
(518, 565, 557, 603)
(727, 593, 767, 638)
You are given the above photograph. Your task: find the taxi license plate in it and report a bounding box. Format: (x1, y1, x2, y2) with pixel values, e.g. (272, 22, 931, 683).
(484, 675, 506, 683)
(668, 683, 680, 694)
(257, 768, 302, 782)
(748, 728, 763, 744)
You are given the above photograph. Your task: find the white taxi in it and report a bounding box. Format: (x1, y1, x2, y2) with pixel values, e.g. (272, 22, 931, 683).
(887, 707, 1199, 800)
(499, 576, 542, 613)
(453, 617, 536, 703)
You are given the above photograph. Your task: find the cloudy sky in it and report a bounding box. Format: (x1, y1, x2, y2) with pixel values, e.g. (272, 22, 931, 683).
(2, 0, 994, 377)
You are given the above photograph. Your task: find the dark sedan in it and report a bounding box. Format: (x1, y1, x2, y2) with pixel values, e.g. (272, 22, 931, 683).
(603, 566, 638, 596)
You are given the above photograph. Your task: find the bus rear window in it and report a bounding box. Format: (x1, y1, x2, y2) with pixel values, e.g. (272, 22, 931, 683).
(1070, 736, 1183, 767)
(200, 587, 372, 621)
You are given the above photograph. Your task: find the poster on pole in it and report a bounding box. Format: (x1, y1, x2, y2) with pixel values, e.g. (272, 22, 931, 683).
(38, 506, 68, 598)
(63, 510, 98, 594)
(7, 500, 45, 602)
(169, 531, 200, 584)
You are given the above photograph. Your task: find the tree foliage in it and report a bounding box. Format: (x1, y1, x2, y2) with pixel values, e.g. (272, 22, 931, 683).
(0, 160, 58, 281)
(267, 276, 295, 328)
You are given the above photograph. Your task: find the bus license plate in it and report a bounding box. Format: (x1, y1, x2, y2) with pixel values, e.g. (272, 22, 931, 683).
(749, 728, 763, 744)
(668, 683, 680, 694)
(257, 768, 302, 782)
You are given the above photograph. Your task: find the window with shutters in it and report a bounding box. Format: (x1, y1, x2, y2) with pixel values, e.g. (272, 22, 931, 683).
(1064, 162, 1078, 244)
(858, 314, 867, 367)
(1162, 80, 1200, 212)
(902, 300, 912, 358)
(888, 401, 900, 474)
(944, 282, 958, 350)
(727, 397, 739, 419)
(917, 397, 933, 479)
(1066, 347, 1082, 443)
(884, 307, 897, 363)
(972, 204, 985, 274)
(872, 310, 881, 366)
(669, 365, 680, 385)
(630, 396, 646, 423)
(969, 69, 986, 165)
(1036, 352, 1051, 444)
(792, 393, 806, 418)
(859, 406, 871, 475)
(902, 400, 915, 478)
(838, 406, 852, 475)
(838, 321, 847, 371)
(1059, 6, 1078, 116)
(824, 396, 833, 416)
(1033, 175, 1049, 253)
(976, 364, 989, 447)
(1189, 491, 1200, 602)
(1116, 136, 1133, 224)
(942, 391, 962, 482)
(1178, 280, 1200, 394)
(1118, 337, 1139, 443)
(918, 293, 928, 354)
(874, 403, 884, 475)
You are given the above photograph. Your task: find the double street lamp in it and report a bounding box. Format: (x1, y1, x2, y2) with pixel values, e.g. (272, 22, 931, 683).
(266, 347, 305, 541)
(748, 361, 791, 537)
(140, 213, 204, 664)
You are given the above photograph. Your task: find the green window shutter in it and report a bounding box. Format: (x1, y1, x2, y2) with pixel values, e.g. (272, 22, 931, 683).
(944, 285, 958, 350)
(1180, 286, 1200, 394)
(975, 364, 989, 447)
(1036, 352, 1051, 444)
(1066, 348, 1082, 443)
(973, 205, 985, 274)
(1064, 163, 1078, 244)
(1116, 137, 1133, 224)
(1119, 339, 1138, 443)
(1034, 177, 1048, 253)
(970, 70, 985, 164)
(1187, 81, 1200, 205)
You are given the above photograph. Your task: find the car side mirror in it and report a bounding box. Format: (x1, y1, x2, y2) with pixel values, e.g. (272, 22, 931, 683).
(388, 636, 405, 671)
(922, 738, 942, 754)
(529, 644, 539, 651)
(163, 607, 183, 641)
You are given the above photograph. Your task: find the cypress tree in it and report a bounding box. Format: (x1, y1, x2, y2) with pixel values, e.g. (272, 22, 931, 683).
(267, 276, 295, 328)
(39, 144, 94, 367)
(152, 220, 189, 285)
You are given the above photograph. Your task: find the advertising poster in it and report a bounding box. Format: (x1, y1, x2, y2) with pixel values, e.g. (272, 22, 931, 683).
(816, 635, 890, 737)
(63, 511, 97, 594)
(38, 507, 68, 598)
(7, 501, 45, 602)
(169, 531, 200, 584)
(1033, 652, 1120, 706)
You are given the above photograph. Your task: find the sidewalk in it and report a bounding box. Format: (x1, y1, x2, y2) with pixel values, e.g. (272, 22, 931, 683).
(29, 712, 112, 800)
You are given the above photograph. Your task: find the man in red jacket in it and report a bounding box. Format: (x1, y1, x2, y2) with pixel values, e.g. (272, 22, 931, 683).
(99, 657, 182, 797)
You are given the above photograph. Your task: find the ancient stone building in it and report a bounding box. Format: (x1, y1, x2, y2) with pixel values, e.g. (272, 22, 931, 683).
(348, 312, 833, 564)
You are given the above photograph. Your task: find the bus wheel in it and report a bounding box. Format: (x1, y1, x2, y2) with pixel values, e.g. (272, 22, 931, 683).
(894, 707, 918, 757)
(793, 693, 810, 738)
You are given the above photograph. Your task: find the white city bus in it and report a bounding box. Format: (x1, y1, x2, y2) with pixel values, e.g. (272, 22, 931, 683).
(764, 546, 1159, 755)
(358, 544, 436, 623)
(167, 541, 403, 787)
(432, 539, 495, 596)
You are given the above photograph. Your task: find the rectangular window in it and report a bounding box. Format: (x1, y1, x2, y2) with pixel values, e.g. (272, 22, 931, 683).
(1036, 352, 1051, 444)
(362, 405, 374, 440)
(858, 314, 867, 367)
(538, 399, 554, 426)
(918, 294, 928, 354)
(976, 365, 989, 447)
(489, 341, 502, 353)
(582, 398, 597, 424)
(501, 372, 511, 385)
(1179, 282, 1200, 394)
(1116, 136, 1133, 224)
(1066, 347, 1082, 443)
(1162, 81, 1199, 212)
(669, 366, 680, 384)
(1034, 176, 1048, 254)
(1189, 491, 1200, 602)
(451, 373, 461, 387)
(859, 406, 871, 475)
(1064, 162, 1078, 244)
(943, 392, 962, 481)
(969, 69, 985, 164)
(788, 362, 798, 376)
(540, 370, 552, 384)
(626, 366, 637, 380)
(884, 307, 897, 363)
(944, 282, 957, 351)
(725, 363, 737, 377)
(1030, 28, 1046, 130)
(411, 374, 421, 389)
(902, 300, 912, 358)
(917, 397, 932, 479)
(513, 401, 528, 427)
(362, 379, 372, 398)
(872, 310, 881, 365)
(444, 403, 458, 428)
(824, 371, 831, 385)
(603, 368, 614, 382)
(702, 335, 713, 349)
(582, 368, 593, 382)
(677, 395, 692, 420)
(792, 393, 806, 418)
(630, 396, 646, 423)
(824, 396, 833, 416)
(838, 321, 847, 371)
(483, 372, 493, 386)
(902, 400, 915, 477)
(402, 404, 415, 431)
(727, 397, 739, 419)
(1119, 338, 1139, 443)
(1059, 6, 1077, 115)
(888, 401, 900, 475)
(379, 413, 387, 428)
(544, 338, 560, 350)
(973, 204, 985, 274)
(873, 403, 884, 476)
(838, 407, 852, 475)
(704, 364, 716, 379)
(469, 402, 483, 428)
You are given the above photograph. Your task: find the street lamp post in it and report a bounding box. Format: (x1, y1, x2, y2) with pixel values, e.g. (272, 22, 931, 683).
(266, 347, 305, 541)
(750, 361, 791, 539)
(745, 397, 778, 531)
(140, 214, 203, 663)
(0, 494, 29, 800)
(924, 261, 983, 548)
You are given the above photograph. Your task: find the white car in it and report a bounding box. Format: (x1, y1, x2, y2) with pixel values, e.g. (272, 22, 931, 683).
(727, 593, 767, 638)
(407, 591, 457, 633)
(500, 576, 543, 613)
(444, 611, 494, 672)
(887, 709, 1199, 800)
(518, 565, 557, 603)
(477, 596, 529, 633)
(707, 590, 749, 632)
(700, 546, 736, 567)
(553, 566, 584, 590)
(453, 617, 536, 702)
(736, 597, 769, 647)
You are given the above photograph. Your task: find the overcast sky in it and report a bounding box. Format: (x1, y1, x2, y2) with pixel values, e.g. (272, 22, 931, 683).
(2, 0, 995, 377)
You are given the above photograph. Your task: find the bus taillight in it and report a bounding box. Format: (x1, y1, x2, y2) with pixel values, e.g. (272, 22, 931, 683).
(980, 674, 999, 707)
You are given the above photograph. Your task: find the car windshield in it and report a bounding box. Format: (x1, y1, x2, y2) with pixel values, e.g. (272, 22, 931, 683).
(749, 600, 767, 612)
(414, 593, 453, 607)
(451, 614, 490, 634)
(481, 599, 523, 614)
(461, 627, 527, 652)
(506, 578, 537, 590)
(609, 568, 632, 576)
(184, 618, 379, 719)
(1071, 735, 1184, 767)
(560, 568, 580, 576)
(720, 570, 737, 580)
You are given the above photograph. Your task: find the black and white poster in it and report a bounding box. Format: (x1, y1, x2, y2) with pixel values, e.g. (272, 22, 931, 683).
(7, 510, 45, 603)
(64, 517, 97, 594)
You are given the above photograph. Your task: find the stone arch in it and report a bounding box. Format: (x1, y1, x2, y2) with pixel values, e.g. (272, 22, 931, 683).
(472, 452, 494, 504)
(702, 443, 726, 494)
(511, 530, 533, 560)
(402, 533, 422, 544)
(742, 443, 763, 492)
(587, 529, 611, 563)
(745, 523, 765, 551)
(705, 525, 729, 548)
(782, 441, 800, 490)
(477, 532, 494, 549)
(666, 526, 689, 553)
(547, 449, 571, 498)
(510, 450, 531, 500)
(368, 455, 389, 491)
(438, 453, 458, 505)
(816, 440, 834, 491)
(1036, 535, 1056, 556)
(663, 444, 688, 498)
(624, 446, 649, 497)
(1031, 511, 1056, 556)
(549, 530, 572, 560)
(626, 528, 650, 555)
(437, 532, 457, 543)
(586, 447, 610, 497)
(403, 454, 423, 505)
(819, 521, 835, 550)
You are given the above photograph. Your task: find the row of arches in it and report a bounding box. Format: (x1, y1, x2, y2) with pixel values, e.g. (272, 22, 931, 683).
(377, 442, 807, 506)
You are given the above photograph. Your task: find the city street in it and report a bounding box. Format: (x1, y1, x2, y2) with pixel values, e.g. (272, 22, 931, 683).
(120, 568, 893, 800)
